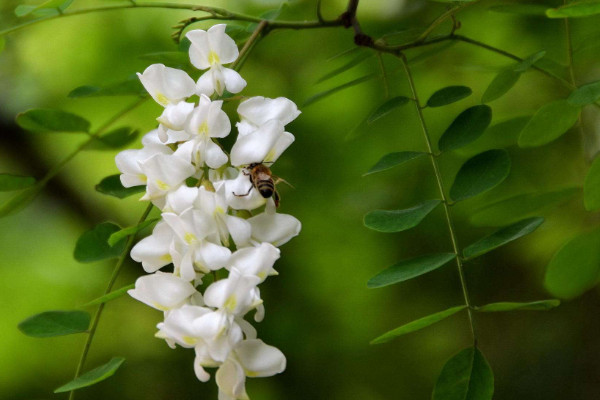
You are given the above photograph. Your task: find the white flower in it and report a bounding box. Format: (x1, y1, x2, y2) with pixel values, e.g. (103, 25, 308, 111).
(195, 186, 251, 247)
(204, 269, 262, 317)
(230, 120, 294, 166)
(115, 130, 172, 188)
(228, 243, 280, 283)
(174, 95, 230, 169)
(217, 171, 267, 211)
(128, 271, 196, 311)
(248, 206, 302, 247)
(157, 101, 195, 143)
(139, 153, 196, 206)
(163, 209, 232, 280)
(237, 96, 301, 136)
(216, 339, 286, 400)
(130, 220, 175, 273)
(137, 63, 196, 107)
(186, 24, 246, 96)
(162, 185, 199, 214)
(157, 304, 213, 348)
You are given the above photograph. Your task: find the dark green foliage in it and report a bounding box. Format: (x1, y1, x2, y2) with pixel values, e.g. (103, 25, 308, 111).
(367, 253, 455, 288)
(74, 222, 126, 263)
(95, 175, 145, 199)
(54, 358, 125, 393)
(432, 347, 494, 400)
(364, 200, 440, 233)
(18, 310, 90, 337)
(438, 106, 492, 151)
(426, 86, 472, 107)
(16, 109, 90, 133)
(450, 150, 511, 202)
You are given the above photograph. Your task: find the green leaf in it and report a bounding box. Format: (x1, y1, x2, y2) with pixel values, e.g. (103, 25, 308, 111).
(0, 184, 43, 218)
(546, 1, 600, 18)
(476, 299, 560, 312)
(518, 100, 581, 147)
(488, 3, 548, 16)
(439, 105, 493, 151)
(469, 188, 579, 227)
(463, 217, 544, 259)
(15, 0, 72, 17)
(74, 222, 126, 263)
(69, 77, 145, 98)
(426, 86, 472, 107)
(371, 305, 466, 344)
(16, 109, 90, 133)
(458, 116, 530, 155)
(513, 50, 546, 72)
(432, 347, 494, 400)
(303, 73, 377, 107)
(108, 218, 159, 246)
(363, 151, 426, 176)
(0, 174, 36, 191)
(545, 230, 600, 299)
(364, 200, 441, 233)
(54, 357, 125, 393)
(367, 96, 411, 124)
(568, 80, 600, 106)
(95, 175, 145, 199)
(367, 253, 455, 288)
(18, 310, 90, 337)
(86, 128, 139, 150)
(316, 52, 371, 84)
(584, 156, 600, 211)
(80, 285, 135, 308)
(450, 149, 511, 202)
(481, 69, 521, 103)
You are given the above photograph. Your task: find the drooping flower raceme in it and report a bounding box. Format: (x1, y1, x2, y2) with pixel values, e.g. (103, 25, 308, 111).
(115, 24, 300, 400)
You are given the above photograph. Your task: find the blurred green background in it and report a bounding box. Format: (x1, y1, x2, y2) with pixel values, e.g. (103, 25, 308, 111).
(1, 0, 600, 399)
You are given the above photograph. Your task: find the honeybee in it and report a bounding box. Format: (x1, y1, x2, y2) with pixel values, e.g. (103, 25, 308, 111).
(234, 162, 289, 207)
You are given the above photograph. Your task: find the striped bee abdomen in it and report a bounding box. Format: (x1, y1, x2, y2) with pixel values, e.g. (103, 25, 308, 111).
(256, 179, 275, 198)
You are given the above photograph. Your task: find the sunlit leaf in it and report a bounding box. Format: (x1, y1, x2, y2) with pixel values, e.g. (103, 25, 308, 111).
(469, 188, 579, 226)
(303, 73, 377, 106)
(463, 217, 544, 259)
(450, 150, 511, 202)
(54, 358, 125, 393)
(546, 1, 600, 18)
(439, 105, 492, 151)
(18, 310, 90, 337)
(371, 305, 466, 344)
(488, 3, 548, 16)
(476, 299, 560, 312)
(317, 52, 371, 84)
(518, 100, 581, 147)
(15, 0, 72, 17)
(426, 86, 472, 108)
(568, 80, 600, 106)
(367, 96, 410, 124)
(584, 156, 600, 211)
(0, 184, 43, 218)
(481, 69, 520, 103)
(86, 128, 139, 150)
(80, 285, 135, 308)
(0, 174, 36, 191)
(108, 218, 159, 246)
(545, 229, 600, 299)
(363, 151, 426, 176)
(95, 175, 145, 199)
(74, 222, 126, 263)
(367, 253, 455, 288)
(69, 77, 145, 98)
(16, 109, 90, 133)
(432, 347, 494, 400)
(364, 200, 441, 233)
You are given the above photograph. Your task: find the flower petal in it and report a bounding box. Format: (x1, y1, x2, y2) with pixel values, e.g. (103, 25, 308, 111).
(235, 339, 286, 378)
(230, 120, 285, 166)
(127, 271, 196, 311)
(247, 212, 301, 246)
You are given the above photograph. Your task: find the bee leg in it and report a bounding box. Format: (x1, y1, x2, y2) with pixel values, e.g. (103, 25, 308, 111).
(233, 185, 253, 197)
(273, 175, 295, 189)
(273, 190, 280, 208)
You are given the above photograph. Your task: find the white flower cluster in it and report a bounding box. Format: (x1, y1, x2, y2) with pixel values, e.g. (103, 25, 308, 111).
(114, 24, 301, 399)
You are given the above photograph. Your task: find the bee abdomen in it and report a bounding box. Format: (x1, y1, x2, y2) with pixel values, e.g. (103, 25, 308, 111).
(256, 179, 274, 198)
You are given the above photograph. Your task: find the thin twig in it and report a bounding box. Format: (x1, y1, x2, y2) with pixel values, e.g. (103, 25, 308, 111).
(399, 53, 477, 343)
(68, 203, 154, 400)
